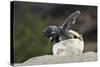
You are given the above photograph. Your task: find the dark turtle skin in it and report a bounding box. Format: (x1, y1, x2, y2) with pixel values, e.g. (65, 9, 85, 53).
(43, 11, 80, 43)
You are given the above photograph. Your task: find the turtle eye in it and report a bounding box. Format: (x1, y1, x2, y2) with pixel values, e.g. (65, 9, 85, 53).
(43, 27, 52, 37)
(47, 27, 52, 33)
(50, 26, 57, 35)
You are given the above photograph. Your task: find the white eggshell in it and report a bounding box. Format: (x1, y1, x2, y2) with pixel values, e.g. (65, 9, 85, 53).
(53, 39, 84, 56)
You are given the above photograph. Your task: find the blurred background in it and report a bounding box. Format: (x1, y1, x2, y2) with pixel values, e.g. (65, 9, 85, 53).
(12, 1, 97, 63)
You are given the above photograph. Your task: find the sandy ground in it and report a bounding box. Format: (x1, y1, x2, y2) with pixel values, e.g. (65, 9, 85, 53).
(14, 52, 97, 66)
